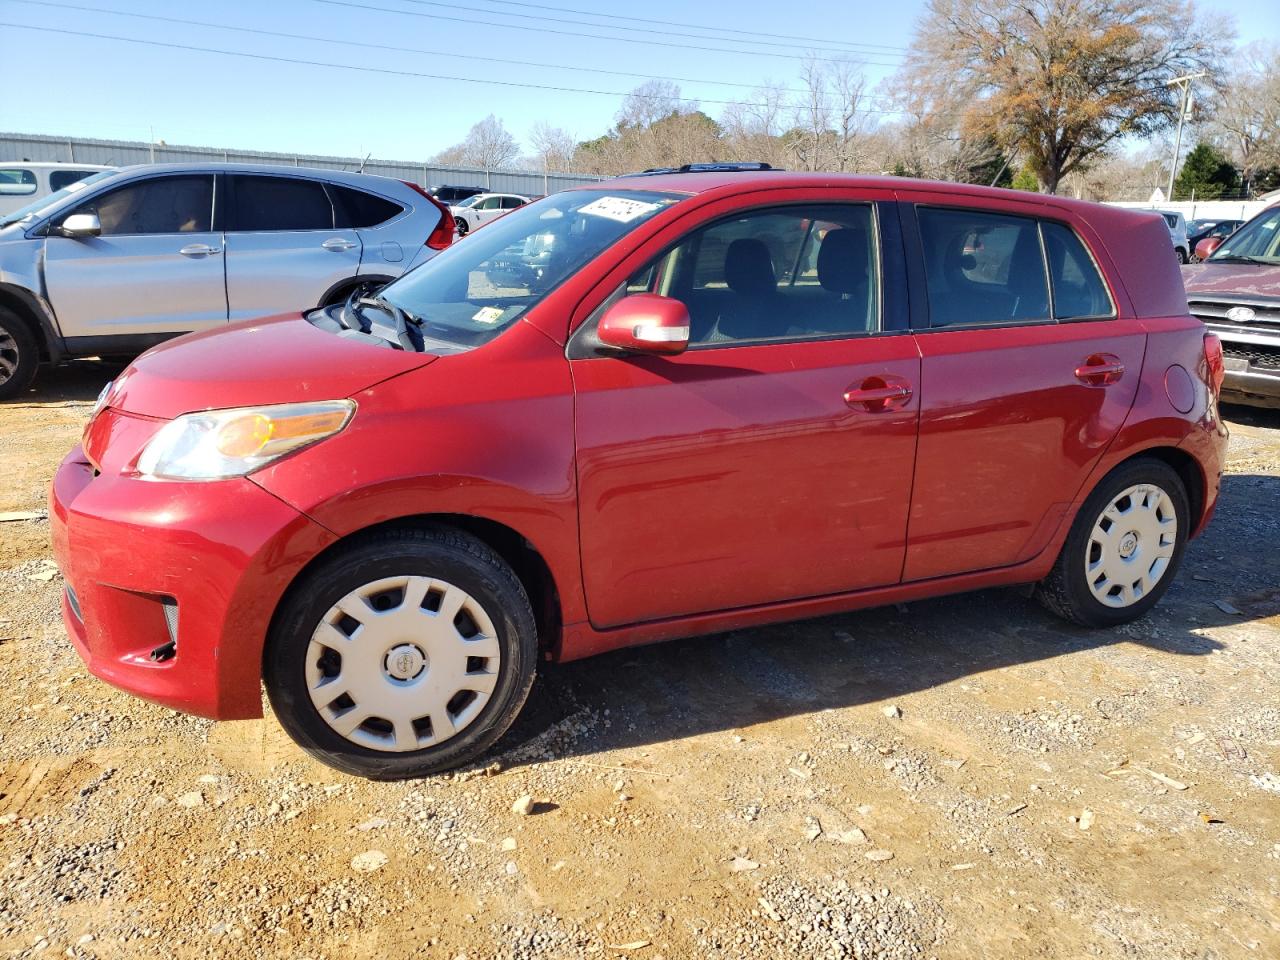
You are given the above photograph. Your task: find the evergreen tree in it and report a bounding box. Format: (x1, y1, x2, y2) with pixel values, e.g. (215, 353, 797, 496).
(1174, 143, 1240, 200)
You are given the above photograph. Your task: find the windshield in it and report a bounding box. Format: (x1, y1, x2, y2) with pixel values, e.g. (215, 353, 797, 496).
(0, 170, 115, 227)
(452, 194, 481, 208)
(378, 188, 683, 348)
(1210, 206, 1280, 264)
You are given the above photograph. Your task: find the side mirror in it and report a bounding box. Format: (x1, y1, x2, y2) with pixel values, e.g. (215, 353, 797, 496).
(1195, 236, 1223, 261)
(60, 213, 101, 238)
(597, 294, 690, 355)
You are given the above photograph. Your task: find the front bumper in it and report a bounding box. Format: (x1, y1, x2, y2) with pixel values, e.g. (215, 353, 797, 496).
(1221, 366, 1280, 407)
(50, 446, 335, 719)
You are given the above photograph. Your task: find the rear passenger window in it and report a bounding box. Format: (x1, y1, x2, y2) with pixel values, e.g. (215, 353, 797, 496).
(49, 169, 97, 191)
(231, 176, 333, 231)
(501, 196, 525, 210)
(917, 207, 1049, 327)
(1042, 222, 1114, 319)
(332, 186, 403, 228)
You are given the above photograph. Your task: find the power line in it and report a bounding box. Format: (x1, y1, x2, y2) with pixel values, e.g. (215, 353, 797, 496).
(9, 0, 858, 96)
(309, 0, 906, 66)
(390, 0, 910, 58)
(461, 0, 911, 54)
(0, 21, 911, 115)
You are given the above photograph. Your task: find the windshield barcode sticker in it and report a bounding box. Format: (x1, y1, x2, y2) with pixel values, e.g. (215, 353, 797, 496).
(578, 197, 662, 223)
(472, 306, 505, 324)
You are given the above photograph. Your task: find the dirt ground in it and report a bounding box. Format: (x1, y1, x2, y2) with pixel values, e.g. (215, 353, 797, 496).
(1, 360, 1278, 960)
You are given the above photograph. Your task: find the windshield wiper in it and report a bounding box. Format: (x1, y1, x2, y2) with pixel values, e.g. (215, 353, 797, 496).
(356, 294, 420, 351)
(1210, 254, 1273, 266)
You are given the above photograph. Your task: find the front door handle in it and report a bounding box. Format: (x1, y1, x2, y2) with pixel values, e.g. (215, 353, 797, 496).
(179, 243, 220, 257)
(1074, 353, 1125, 386)
(844, 375, 914, 412)
(322, 237, 358, 252)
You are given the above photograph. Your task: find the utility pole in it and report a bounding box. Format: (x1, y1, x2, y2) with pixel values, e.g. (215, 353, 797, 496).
(1166, 72, 1206, 201)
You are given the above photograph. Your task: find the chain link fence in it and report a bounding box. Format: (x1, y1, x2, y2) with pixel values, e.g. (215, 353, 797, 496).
(1, 132, 606, 196)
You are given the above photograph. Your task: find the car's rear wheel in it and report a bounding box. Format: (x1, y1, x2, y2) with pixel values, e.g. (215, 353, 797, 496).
(0, 307, 39, 401)
(1176, 247, 1189, 264)
(264, 526, 537, 779)
(1036, 458, 1189, 627)
(454, 216, 469, 236)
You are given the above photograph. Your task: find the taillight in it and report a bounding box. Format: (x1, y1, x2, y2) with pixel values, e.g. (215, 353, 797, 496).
(400, 180, 455, 250)
(1203, 333, 1225, 397)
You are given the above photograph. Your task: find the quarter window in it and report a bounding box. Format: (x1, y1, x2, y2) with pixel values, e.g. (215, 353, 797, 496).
(231, 176, 333, 231)
(0, 168, 38, 196)
(331, 185, 403, 228)
(613, 204, 880, 345)
(70, 176, 213, 235)
(1041, 222, 1114, 319)
(917, 207, 1049, 327)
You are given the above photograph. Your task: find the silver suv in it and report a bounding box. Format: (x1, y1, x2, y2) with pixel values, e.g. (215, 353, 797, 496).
(0, 163, 453, 398)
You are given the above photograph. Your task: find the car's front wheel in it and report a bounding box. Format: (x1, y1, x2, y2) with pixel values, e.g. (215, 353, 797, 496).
(454, 216, 469, 236)
(264, 526, 538, 779)
(0, 307, 39, 401)
(1036, 458, 1189, 627)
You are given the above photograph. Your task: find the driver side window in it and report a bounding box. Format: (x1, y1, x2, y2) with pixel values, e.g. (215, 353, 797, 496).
(612, 203, 881, 346)
(69, 176, 214, 236)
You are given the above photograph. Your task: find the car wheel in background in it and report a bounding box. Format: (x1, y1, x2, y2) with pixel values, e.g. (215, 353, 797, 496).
(1176, 247, 1189, 264)
(1035, 457, 1189, 628)
(0, 306, 39, 401)
(264, 525, 538, 780)
(454, 216, 469, 237)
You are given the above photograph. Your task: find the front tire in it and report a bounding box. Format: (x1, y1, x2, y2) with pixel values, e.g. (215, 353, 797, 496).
(264, 526, 538, 780)
(1176, 247, 1189, 264)
(0, 307, 39, 401)
(1036, 458, 1189, 628)
(454, 216, 469, 237)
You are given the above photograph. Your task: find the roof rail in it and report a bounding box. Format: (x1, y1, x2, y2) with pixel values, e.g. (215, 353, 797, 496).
(618, 162, 779, 178)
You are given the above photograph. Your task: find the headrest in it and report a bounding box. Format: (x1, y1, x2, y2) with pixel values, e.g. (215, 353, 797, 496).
(817, 228, 869, 294)
(724, 238, 776, 296)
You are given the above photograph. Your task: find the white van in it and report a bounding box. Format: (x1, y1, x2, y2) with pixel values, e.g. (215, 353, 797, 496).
(0, 162, 114, 216)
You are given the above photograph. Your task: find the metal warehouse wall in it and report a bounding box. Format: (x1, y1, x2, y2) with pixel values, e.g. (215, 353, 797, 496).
(1, 132, 606, 195)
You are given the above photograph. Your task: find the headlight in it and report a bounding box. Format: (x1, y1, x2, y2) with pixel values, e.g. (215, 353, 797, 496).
(90, 380, 114, 420)
(135, 400, 355, 480)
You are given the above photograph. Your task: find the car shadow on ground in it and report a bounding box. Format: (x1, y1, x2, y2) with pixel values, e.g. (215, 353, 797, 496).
(499, 470, 1279, 767)
(2, 359, 126, 405)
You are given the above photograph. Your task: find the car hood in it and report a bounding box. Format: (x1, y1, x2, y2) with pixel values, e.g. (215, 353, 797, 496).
(109, 313, 437, 420)
(1182, 261, 1280, 299)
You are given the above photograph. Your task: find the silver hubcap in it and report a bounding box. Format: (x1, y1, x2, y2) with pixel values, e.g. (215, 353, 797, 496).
(306, 576, 501, 752)
(1085, 483, 1178, 608)
(0, 330, 18, 384)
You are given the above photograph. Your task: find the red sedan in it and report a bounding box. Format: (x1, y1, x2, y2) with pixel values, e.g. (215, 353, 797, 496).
(51, 171, 1228, 779)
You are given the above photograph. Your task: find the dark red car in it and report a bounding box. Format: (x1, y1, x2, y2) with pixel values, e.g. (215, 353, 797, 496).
(51, 172, 1228, 779)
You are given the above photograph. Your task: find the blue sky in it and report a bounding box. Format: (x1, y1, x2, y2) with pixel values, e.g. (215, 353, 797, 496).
(2, 0, 1277, 162)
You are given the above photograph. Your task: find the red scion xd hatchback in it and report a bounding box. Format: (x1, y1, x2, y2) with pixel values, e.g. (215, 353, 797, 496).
(51, 170, 1228, 779)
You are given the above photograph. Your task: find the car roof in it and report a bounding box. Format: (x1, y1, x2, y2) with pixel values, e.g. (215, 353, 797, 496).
(0, 161, 113, 170)
(110, 161, 407, 187)
(577, 170, 1129, 219)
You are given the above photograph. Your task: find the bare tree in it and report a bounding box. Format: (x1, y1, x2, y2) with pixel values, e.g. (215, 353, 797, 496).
(431, 114, 520, 170)
(1210, 43, 1280, 193)
(528, 121, 577, 173)
(898, 0, 1231, 193)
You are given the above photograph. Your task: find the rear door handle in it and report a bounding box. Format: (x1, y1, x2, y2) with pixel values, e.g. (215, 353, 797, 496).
(179, 243, 220, 257)
(1074, 353, 1125, 386)
(844, 375, 914, 412)
(322, 237, 358, 252)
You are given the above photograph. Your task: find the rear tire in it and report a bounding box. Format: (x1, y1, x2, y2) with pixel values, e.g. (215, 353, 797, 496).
(1176, 247, 1189, 264)
(264, 525, 538, 780)
(0, 307, 39, 401)
(1035, 458, 1189, 628)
